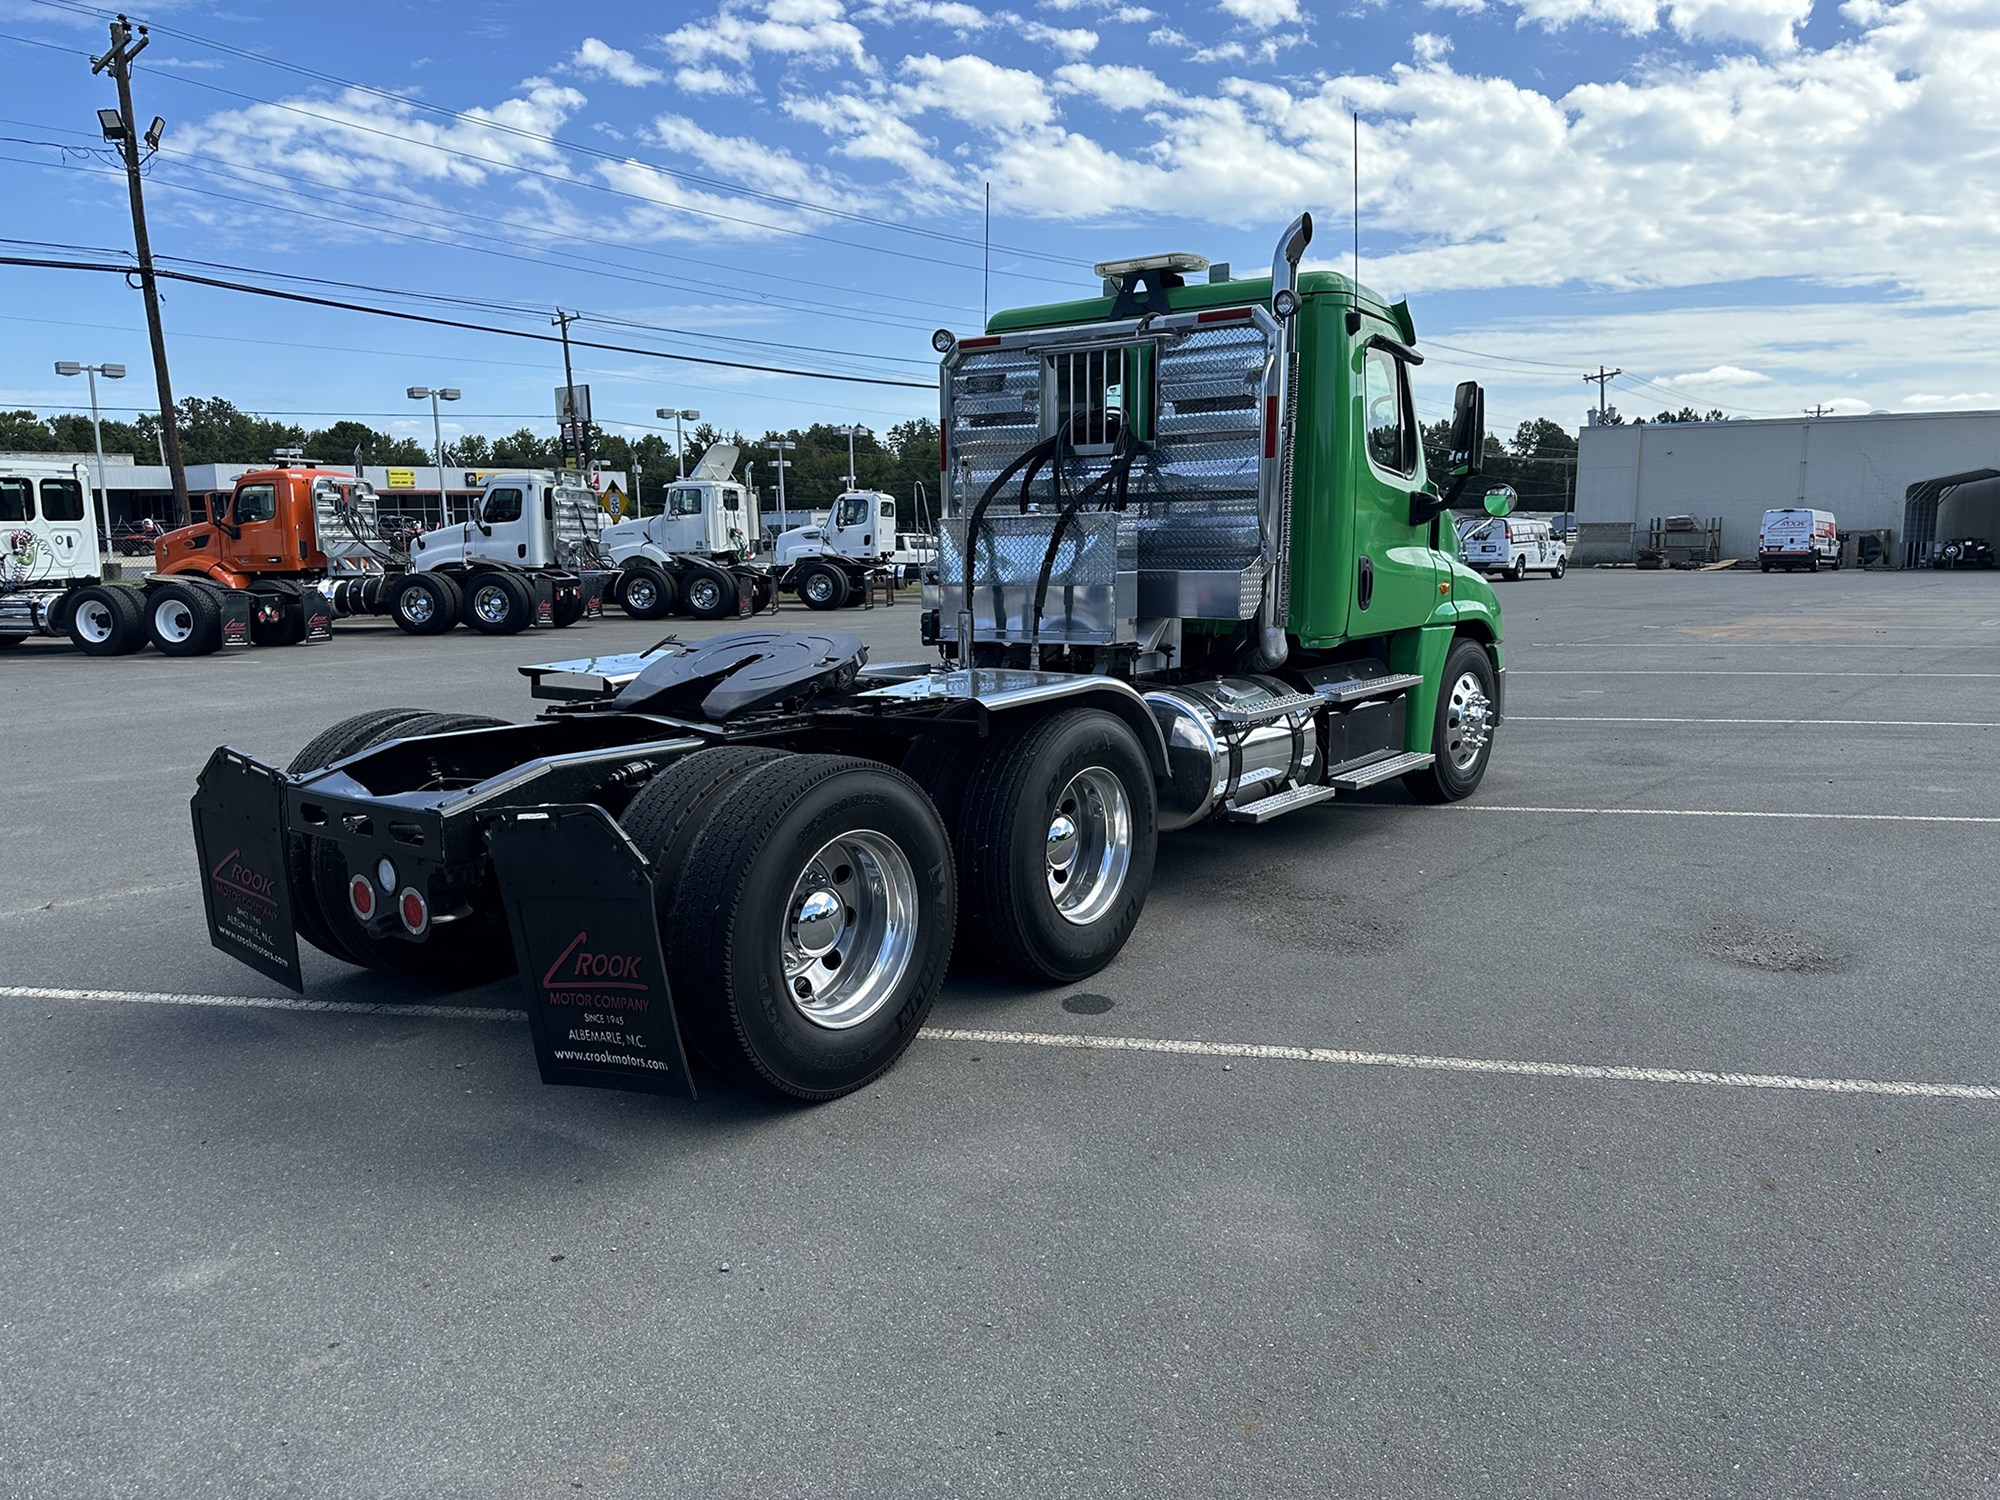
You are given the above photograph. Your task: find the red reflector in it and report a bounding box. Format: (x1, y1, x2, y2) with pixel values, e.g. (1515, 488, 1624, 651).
(1197, 307, 1253, 324)
(1263, 395, 1279, 460)
(958, 335, 1001, 350)
(348, 874, 375, 920)
(398, 888, 429, 935)
(940, 441, 948, 474)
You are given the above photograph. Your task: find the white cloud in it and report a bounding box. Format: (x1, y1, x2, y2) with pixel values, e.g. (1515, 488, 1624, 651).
(677, 64, 757, 94)
(1477, 0, 1811, 49)
(1411, 31, 1452, 63)
(1667, 364, 1773, 386)
(1022, 20, 1099, 53)
(1904, 391, 2000, 409)
(663, 0, 872, 72)
(1219, 0, 1301, 27)
(897, 53, 1056, 130)
(566, 37, 665, 85)
(1052, 62, 1178, 110)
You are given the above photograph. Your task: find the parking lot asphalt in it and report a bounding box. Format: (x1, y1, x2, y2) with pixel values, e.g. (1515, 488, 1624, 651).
(5, 570, 2000, 1498)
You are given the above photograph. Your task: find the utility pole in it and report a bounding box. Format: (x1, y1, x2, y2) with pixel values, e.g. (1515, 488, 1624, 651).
(552, 309, 590, 472)
(1804, 403, 1832, 418)
(92, 14, 189, 527)
(1583, 366, 1623, 423)
(834, 424, 864, 489)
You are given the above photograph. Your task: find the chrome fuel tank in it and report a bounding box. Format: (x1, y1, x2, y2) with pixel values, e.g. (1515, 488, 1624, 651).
(1142, 676, 1318, 831)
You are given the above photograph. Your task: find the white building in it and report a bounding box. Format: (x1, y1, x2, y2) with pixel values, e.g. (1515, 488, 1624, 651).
(1574, 410, 2000, 565)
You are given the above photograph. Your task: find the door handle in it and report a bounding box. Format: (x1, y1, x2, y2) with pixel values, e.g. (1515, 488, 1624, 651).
(1357, 554, 1374, 611)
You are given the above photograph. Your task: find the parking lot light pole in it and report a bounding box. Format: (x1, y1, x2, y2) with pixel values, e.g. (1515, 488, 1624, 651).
(56, 360, 125, 559)
(657, 407, 700, 478)
(834, 424, 864, 489)
(763, 437, 796, 524)
(407, 386, 460, 520)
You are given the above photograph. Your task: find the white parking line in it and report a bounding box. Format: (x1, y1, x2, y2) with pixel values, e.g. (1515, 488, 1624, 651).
(1510, 715, 2000, 728)
(1430, 805, 2000, 824)
(921, 1027, 2000, 1102)
(1504, 676, 2000, 680)
(3, 985, 1993, 1104)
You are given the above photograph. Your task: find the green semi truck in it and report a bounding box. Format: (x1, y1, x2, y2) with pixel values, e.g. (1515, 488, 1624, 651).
(190, 211, 1513, 1102)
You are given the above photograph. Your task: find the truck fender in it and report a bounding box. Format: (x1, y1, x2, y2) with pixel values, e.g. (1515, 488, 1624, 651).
(941, 674, 1171, 785)
(616, 542, 673, 569)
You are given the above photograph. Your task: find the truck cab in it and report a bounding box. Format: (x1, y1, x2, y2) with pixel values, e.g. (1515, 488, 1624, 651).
(153, 467, 373, 588)
(772, 489, 897, 569)
(601, 445, 761, 566)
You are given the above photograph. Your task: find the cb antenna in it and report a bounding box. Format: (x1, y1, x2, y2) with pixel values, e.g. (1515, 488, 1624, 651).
(1352, 109, 1361, 305)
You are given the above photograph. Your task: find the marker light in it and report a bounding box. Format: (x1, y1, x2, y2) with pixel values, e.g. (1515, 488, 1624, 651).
(348, 875, 376, 921)
(397, 888, 430, 936)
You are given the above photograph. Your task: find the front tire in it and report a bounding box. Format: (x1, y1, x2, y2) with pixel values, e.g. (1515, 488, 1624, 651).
(1404, 636, 1499, 804)
(956, 708, 1157, 983)
(659, 755, 955, 1100)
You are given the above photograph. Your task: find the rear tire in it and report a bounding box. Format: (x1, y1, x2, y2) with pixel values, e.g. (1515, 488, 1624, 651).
(66, 584, 145, 656)
(683, 570, 737, 620)
(617, 564, 676, 620)
(1508, 556, 1526, 582)
(1551, 559, 1566, 579)
(956, 708, 1156, 983)
(798, 562, 849, 611)
(309, 712, 518, 987)
(250, 595, 308, 646)
(146, 582, 222, 657)
(391, 572, 459, 635)
(461, 572, 533, 635)
(285, 707, 434, 967)
(1404, 636, 1498, 804)
(551, 586, 586, 627)
(659, 755, 955, 1099)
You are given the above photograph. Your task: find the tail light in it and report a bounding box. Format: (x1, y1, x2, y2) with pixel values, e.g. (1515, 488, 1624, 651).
(398, 887, 429, 936)
(348, 874, 376, 921)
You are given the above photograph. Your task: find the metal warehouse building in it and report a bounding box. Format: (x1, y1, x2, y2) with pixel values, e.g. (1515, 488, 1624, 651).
(1573, 409, 2000, 566)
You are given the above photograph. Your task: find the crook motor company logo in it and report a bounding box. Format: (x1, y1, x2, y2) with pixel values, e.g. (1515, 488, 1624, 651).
(541, 931, 651, 1011)
(209, 847, 278, 909)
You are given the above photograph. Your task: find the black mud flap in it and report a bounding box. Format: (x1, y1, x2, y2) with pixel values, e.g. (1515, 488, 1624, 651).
(581, 570, 608, 618)
(530, 574, 557, 628)
(486, 806, 696, 1098)
(303, 593, 333, 642)
(218, 591, 254, 648)
(189, 749, 304, 992)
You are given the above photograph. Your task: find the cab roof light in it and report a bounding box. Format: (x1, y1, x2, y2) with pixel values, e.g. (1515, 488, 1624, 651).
(1092, 252, 1210, 279)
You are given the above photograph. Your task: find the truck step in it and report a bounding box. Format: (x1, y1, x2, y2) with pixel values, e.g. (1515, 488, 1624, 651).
(1326, 749, 1434, 791)
(1210, 690, 1322, 725)
(1312, 671, 1424, 705)
(1224, 783, 1339, 824)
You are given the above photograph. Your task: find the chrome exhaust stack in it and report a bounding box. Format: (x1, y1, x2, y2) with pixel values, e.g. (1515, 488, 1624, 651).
(1245, 211, 1312, 673)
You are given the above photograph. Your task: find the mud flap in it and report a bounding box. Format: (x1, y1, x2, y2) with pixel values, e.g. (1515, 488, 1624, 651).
(581, 570, 608, 619)
(189, 749, 304, 992)
(530, 574, 557, 628)
(303, 593, 333, 641)
(218, 591, 253, 648)
(485, 806, 696, 1098)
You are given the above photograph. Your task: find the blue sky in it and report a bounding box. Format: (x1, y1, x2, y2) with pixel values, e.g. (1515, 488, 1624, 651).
(2, 0, 1995, 462)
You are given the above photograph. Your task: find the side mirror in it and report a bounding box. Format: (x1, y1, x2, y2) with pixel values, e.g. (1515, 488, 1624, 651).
(1483, 484, 1517, 518)
(1447, 381, 1486, 478)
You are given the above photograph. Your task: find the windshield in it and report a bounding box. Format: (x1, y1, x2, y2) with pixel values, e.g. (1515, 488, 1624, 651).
(835, 496, 868, 528)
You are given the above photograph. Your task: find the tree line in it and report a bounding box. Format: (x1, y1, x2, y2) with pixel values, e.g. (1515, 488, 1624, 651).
(0, 398, 943, 519)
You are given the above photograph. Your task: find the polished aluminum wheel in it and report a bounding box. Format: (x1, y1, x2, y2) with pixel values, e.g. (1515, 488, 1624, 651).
(1045, 766, 1132, 927)
(688, 577, 722, 612)
(401, 589, 436, 626)
(780, 829, 918, 1030)
(803, 570, 836, 604)
(624, 574, 659, 611)
(1443, 670, 1494, 771)
(471, 584, 512, 625)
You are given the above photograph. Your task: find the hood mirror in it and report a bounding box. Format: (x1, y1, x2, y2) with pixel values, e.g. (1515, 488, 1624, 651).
(1483, 484, 1517, 518)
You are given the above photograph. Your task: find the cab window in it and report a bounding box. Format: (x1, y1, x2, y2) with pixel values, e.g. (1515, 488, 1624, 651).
(483, 486, 525, 524)
(40, 478, 84, 521)
(669, 487, 703, 517)
(233, 483, 276, 524)
(880, 500, 895, 520)
(1362, 347, 1415, 477)
(721, 488, 741, 513)
(835, 496, 868, 528)
(0, 477, 31, 522)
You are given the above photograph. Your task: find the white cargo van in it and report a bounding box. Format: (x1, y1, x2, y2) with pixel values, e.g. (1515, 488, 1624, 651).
(1462, 515, 1567, 580)
(1759, 508, 1838, 572)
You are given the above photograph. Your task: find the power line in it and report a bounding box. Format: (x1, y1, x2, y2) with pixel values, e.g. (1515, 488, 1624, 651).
(0, 253, 937, 389)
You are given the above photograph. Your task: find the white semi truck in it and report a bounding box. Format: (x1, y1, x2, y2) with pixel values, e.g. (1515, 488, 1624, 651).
(769, 488, 902, 609)
(600, 445, 771, 620)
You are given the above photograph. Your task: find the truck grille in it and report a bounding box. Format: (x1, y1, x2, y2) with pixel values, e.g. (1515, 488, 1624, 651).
(1048, 346, 1127, 451)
